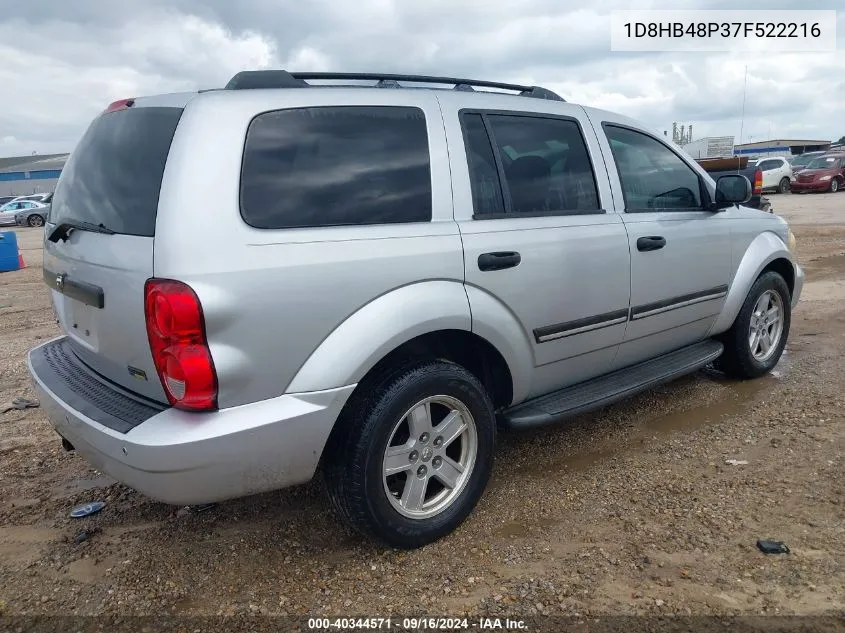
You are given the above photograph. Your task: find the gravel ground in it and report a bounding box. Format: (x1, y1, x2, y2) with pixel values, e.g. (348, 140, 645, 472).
(0, 193, 843, 629)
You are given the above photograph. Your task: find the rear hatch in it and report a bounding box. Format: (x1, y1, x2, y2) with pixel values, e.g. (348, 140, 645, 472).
(44, 100, 186, 404)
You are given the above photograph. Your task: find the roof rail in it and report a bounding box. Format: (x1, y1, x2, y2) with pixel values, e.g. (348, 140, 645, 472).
(224, 70, 565, 101)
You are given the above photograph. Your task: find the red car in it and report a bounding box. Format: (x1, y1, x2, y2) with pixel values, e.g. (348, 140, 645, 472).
(790, 153, 845, 193)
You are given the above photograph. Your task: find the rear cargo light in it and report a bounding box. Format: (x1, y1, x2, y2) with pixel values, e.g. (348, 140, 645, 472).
(753, 168, 763, 195)
(104, 98, 135, 113)
(144, 279, 217, 411)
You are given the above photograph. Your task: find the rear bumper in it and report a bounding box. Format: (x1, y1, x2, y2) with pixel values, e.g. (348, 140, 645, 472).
(29, 337, 355, 505)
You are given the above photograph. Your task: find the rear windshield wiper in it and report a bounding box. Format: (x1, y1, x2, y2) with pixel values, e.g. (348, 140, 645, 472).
(48, 220, 115, 243)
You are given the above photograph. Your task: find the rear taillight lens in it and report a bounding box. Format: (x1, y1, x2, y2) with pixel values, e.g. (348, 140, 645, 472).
(144, 279, 217, 411)
(753, 168, 763, 195)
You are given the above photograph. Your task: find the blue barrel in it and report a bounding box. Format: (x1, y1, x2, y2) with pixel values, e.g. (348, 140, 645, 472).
(0, 230, 20, 272)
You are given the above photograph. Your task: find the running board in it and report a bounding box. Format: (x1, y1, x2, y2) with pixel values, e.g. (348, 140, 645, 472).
(500, 340, 724, 430)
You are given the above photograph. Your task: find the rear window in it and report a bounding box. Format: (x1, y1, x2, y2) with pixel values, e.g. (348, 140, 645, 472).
(240, 106, 432, 229)
(50, 107, 183, 237)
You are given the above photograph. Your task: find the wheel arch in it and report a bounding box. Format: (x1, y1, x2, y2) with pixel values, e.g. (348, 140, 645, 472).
(286, 281, 519, 410)
(709, 231, 795, 336)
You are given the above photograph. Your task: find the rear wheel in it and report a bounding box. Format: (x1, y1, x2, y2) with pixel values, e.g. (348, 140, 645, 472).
(778, 177, 790, 194)
(323, 359, 496, 549)
(716, 271, 790, 379)
(830, 178, 840, 193)
(27, 214, 44, 227)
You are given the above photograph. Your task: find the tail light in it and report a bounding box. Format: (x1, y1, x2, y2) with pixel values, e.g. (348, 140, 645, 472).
(144, 279, 217, 411)
(753, 168, 763, 195)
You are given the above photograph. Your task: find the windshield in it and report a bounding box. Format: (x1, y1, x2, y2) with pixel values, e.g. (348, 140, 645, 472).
(792, 154, 820, 167)
(806, 157, 839, 170)
(50, 106, 183, 236)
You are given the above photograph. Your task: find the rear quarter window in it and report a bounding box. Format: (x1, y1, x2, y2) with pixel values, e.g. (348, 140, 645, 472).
(240, 106, 432, 229)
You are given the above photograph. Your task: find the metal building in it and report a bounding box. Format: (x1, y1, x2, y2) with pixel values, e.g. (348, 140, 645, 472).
(733, 139, 832, 160)
(0, 154, 68, 197)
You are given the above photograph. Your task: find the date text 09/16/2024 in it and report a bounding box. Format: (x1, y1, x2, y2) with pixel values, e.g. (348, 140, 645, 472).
(307, 617, 528, 630)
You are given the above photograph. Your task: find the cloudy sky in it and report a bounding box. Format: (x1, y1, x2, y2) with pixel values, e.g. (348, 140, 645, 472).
(1, 0, 842, 157)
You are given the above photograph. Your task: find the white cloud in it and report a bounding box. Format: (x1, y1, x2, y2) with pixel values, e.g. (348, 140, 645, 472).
(0, 0, 843, 156)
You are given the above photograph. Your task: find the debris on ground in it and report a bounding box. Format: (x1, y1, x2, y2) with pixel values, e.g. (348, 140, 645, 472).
(725, 459, 749, 466)
(70, 501, 106, 518)
(73, 528, 99, 544)
(1, 397, 40, 413)
(757, 539, 790, 555)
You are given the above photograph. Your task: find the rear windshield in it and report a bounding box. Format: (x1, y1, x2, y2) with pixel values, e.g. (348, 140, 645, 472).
(50, 107, 183, 237)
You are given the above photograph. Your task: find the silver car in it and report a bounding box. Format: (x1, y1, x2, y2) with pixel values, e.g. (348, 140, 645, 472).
(0, 199, 47, 226)
(28, 71, 802, 548)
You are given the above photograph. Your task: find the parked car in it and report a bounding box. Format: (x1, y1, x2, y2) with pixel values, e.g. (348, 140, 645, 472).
(0, 196, 17, 206)
(788, 151, 826, 174)
(0, 199, 47, 226)
(695, 156, 771, 212)
(749, 157, 793, 193)
(15, 203, 50, 227)
(790, 153, 845, 193)
(27, 71, 803, 548)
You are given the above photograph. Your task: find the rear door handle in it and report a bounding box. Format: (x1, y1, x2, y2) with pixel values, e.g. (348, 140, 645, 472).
(478, 251, 521, 272)
(636, 236, 666, 252)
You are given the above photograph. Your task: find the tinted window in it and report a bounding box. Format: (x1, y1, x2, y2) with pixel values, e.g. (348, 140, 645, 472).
(50, 107, 183, 236)
(462, 113, 505, 215)
(605, 125, 702, 211)
(759, 159, 780, 171)
(483, 115, 600, 214)
(241, 106, 431, 229)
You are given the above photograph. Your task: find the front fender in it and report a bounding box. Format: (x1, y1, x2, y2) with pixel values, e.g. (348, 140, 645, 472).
(286, 281, 472, 393)
(708, 231, 793, 335)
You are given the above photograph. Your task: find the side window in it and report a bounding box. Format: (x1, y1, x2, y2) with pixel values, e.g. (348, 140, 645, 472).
(241, 106, 432, 229)
(462, 113, 505, 215)
(604, 125, 703, 211)
(759, 160, 777, 171)
(462, 112, 601, 216)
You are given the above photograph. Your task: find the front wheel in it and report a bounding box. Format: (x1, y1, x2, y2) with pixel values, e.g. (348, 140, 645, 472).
(830, 178, 840, 193)
(778, 177, 790, 194)
(716, 271, 791, 379)
(323, 359, 496, 548)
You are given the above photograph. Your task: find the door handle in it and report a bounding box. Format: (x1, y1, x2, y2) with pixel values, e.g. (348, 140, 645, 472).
(478, 251, 521, 271)
(636, 236, 666, 252)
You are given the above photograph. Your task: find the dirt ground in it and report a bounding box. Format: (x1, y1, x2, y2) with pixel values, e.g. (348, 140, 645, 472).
(0, 194, 843, 628)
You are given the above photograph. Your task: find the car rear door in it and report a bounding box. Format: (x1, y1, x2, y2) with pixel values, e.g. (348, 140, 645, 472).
(589, 113, 733, 369)
(43, 98, 190, 403)
(438, 93, 631, 400)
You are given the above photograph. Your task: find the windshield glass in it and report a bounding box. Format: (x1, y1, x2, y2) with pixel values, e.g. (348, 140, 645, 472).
(792, 154, 819, 167)
(50, 106, 183, 236)
(806, 157, 838, 169)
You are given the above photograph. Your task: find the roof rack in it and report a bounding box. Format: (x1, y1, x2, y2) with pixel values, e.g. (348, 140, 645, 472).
(224, 70, 565, 101)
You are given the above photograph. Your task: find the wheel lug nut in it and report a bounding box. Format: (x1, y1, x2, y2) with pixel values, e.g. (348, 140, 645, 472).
(433, 436, 443, 447)
(417, 465, 427, 477)
(419, 433, 430, 443)
(432, 456, 442, 467)
(409, 451, 419, 462)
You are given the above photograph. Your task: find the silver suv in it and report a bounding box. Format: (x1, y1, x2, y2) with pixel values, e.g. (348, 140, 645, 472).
(28, 71, 803, 548)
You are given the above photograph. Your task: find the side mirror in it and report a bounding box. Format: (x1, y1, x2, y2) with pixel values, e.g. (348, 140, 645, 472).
(715, 174, 752, 209)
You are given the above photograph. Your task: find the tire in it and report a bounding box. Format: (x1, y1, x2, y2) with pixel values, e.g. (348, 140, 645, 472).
(323, 359, 496, 549)
(716, 271, 791, 379)
(778, 177, 790, 194)
(830, 178, 840, 193)
(27, 214, 44, 227)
